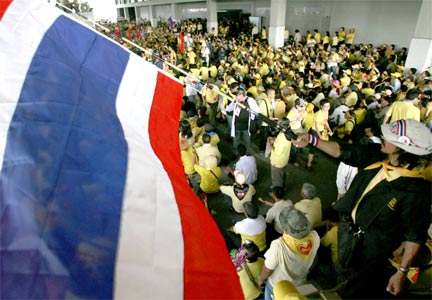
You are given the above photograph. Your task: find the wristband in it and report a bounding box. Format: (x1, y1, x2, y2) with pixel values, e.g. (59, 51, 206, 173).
(308, 134, 319, 147)
(398, 266, 408, 275)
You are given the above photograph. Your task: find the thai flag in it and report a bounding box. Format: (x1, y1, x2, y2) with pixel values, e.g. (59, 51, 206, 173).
(0, 1, 242, 299)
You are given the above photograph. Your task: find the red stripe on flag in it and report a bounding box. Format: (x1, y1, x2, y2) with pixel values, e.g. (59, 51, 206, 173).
(0, 0, 13, 20)
(149, 72, 243, 299)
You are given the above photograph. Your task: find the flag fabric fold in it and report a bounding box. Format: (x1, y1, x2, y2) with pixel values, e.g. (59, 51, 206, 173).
(0, 1, 243, 299)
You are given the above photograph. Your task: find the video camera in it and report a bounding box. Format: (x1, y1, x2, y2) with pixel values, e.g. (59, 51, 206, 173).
(256, 114, 297, 141)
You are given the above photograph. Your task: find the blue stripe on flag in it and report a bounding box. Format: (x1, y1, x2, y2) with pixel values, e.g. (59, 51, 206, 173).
(1, 15, 129, 299)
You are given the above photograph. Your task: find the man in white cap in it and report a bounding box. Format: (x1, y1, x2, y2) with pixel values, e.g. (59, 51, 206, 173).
(292, 119, 432, 298)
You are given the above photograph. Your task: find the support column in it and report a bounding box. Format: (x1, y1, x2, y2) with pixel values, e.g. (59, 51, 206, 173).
(207, 0, 218, 36)
(124, 7, 130, 21)
(405, 0, 432, 73)
(150, 5, 157, 28)
(268, 0, 286, 49)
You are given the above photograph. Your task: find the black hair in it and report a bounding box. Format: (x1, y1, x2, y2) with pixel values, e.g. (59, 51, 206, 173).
(272, 186, 285, 199)
(196, 118, 205, 127)
(202, 133, 211, 144)
(320, 98, 330, 107)
(244, 242, 260, 263)
(237, 144, 247, 156)
(398, 150, 423, 170)
(406, 88, 420, 100)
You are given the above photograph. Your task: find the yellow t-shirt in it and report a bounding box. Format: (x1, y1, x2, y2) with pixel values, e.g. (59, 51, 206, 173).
(361, 87, 375, 99)
(194, 165, 221, 194)
(247, 86, 259, 99)
(187, 51, 196, 65)
(197, 134, 220, 147)
(313, 110, 328, 133)
(323, 35, 330, 44)
(200, 66, 209, 81)
(238, 259, 265, 300)
(270, 132, 292, 168)
(202, 86, 220, 104)
(353, 108, 367, 125)
(240, 231, 267, 253)
(274, 101, 287, 120)
(287, 108, 304, 132)
(303, 112, 315, 133)
(181, 147, 195, 175)
(345, 92, 358, 108)
(386, 101, 421, 123)
(209, 65, 218, 78)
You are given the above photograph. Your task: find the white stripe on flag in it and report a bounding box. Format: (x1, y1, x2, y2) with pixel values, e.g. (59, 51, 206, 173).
(114, 53, 184, 299)
(0, 0, 59, 168)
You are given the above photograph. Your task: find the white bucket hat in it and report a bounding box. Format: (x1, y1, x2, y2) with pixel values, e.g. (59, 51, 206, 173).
(381, 119, 432, 156)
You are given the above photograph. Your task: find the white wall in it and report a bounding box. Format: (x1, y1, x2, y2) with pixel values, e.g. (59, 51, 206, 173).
(176, 2, 208, 20)
(154, 4, 172, 21)
(328, 1, 421, 48)
(113, 0, 424, 48)
(281, 0, 421, 48)
(136, 6, 150, 21)
(89, 0, 117, 21)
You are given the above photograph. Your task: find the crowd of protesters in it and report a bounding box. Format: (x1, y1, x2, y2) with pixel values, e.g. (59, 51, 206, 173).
(97, 17, 432, 300)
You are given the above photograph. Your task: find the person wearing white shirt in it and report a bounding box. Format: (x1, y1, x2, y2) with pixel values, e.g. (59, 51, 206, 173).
(329, 98, 349, 127)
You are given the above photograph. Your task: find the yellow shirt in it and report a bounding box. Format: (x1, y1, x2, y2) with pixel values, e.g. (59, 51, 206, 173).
(240, 231, 267, 253)
(345, 91, 358, 108)
(314, 32, 321, 43)
(270, 132, 292, 168)
(285, 94, 298, 111)
(187, 51, 196, 64)
(385, 101, 421, 123)
(181, 147, 195, 175)
(209, 65, 218, 78)
(202, 86, 220, 104)
(361, 87, 375, 99)
(274, 100, 287, 119)
(247, 86, 259, 99)
(353, 108, 367, 125)
(200, 66, 209, 81)
(340, 75, 351, 88)
(303, 112, 315, 133)
(320, 226, 338, 264)
(313, 110, 328, 133)
(197, 133, 220, 147)
(194, 165, 221, 194)
(323, 35, 330, 44)
(238, 259, 265, 300)
(287, 107, 304, 132)
(346, 32, 355, 44)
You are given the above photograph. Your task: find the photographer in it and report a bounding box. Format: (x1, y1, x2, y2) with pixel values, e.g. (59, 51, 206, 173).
(266, 118, 294, 190)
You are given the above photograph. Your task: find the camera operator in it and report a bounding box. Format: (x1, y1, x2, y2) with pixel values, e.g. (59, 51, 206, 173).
(266, 118, 295, 191)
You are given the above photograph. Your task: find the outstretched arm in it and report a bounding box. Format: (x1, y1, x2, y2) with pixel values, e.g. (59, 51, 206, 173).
(292, 133, 342, 159)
